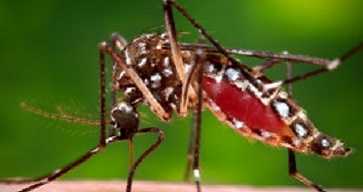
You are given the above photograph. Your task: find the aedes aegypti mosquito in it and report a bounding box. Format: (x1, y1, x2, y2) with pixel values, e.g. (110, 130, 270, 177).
(1, 0, 362, 192)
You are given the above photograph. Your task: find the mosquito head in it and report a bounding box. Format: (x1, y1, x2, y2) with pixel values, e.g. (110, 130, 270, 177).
(111, 102, 139, 137)
(310, 133, 352, 159)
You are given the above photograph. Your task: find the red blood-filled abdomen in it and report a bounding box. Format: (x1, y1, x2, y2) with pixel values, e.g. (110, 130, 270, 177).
(203, 76, 289, 135)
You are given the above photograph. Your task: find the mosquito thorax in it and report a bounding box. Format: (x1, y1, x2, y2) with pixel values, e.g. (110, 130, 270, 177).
(113, 33, 186, 118)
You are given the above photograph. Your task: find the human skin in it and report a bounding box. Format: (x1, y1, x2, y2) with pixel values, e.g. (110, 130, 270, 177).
(0, 181, 360, 192)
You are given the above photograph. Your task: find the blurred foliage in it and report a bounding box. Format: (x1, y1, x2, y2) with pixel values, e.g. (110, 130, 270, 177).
(0, 0, 362, 188)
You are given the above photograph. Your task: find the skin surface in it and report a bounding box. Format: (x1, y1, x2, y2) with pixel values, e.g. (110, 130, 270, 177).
(0, 181, 360, 192)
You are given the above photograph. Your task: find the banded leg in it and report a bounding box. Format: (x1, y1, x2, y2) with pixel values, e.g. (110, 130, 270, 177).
(162, 1, 232, 188)
(16, 137, 117, 192)
(192, 50, 205, 192)
(253, 43, 363, 85)
(250, 42, 363, 85)
(126, 127, 165, 192)
(164, 9, 363, 85)
(283, 42, 363, 85)
(183, 50, 206, 185)
(99, 42, 108, 147)
(286, 61, 326, 192)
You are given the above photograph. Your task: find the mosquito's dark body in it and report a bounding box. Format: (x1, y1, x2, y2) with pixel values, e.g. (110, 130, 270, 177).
(1, 1, 362, 192)
(112, 33, 350, 158)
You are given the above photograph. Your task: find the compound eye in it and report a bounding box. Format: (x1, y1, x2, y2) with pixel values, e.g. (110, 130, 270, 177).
(115, 102, 134, 114)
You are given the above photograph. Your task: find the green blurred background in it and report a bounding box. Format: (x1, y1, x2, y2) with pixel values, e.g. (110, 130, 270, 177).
(1, 0, 363, 189)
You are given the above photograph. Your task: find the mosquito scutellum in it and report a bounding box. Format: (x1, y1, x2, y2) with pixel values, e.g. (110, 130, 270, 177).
(1, 0, 362, 192)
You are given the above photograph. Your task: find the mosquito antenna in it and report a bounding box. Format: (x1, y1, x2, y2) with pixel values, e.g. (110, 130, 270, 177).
(20, 101, 102, 126)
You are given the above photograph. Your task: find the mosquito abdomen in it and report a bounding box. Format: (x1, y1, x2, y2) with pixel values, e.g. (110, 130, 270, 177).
(202, 62, 351, 159)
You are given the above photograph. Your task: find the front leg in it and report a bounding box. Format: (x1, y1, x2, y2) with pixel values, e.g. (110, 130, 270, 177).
(110, 100, 165, 192)
(126, 127, 165, 192)
(163, 0, 185, 83)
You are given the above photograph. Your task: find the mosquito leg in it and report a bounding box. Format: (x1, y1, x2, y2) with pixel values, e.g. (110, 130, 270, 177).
(286, 58, 293, 95)
(184, 122, 195, 182)
(0, 42, 110, 186)
(179, 47, 206, 185)
(163, 0, 191, 116)
(254, 42, 363, 87)
(183, 50, 205, 182)
(164, 0, 263, 93)
(176, 43, 332, 66)
(162, 0, 185, 82)
(110, 34, 136, 171)
(99, 42, 108, 147)
(14, 137, 118, 192)
(163, 0, 208, 117)
(190, 50, 205, 192)
(288, 150, 326, 192)
(0, 140, 113, 186)
(283, 42, 363, 85)
(1, 42, 116, 189)
(253, 42, 363, 85)
(103, 43, 170, 189)
(165, 0, 242, 67)
(111, 61, 117, 107)
(126, 127, 165, 192)
(174, 35, 362, 86)
(285, 60, 326, 192)
(109, 33, 128, 137)
(110, 33, 128, 108)
(252, 58, 282, 76)
(127, 138, 135, 171)
(107, 59, 119, 138)
(181, 49, 206, 189)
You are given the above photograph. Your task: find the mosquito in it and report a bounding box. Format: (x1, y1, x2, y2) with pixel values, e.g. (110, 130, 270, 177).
(1, 0, 362, 192)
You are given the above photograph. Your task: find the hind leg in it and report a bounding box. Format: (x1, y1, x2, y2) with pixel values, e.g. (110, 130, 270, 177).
(285, 60, 326, 192)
